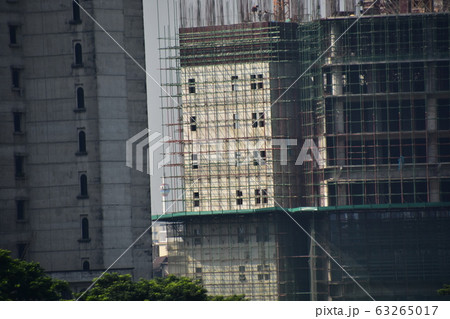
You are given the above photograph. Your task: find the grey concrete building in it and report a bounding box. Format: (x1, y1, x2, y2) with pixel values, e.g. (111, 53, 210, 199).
(0, 0, 151, 291)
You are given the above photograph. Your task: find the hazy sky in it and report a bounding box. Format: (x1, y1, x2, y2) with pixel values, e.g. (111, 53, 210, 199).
(143, 0, 169, 215)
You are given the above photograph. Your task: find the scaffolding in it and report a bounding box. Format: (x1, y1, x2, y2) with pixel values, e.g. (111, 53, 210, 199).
(298, 13, 450, 207)
(156, 2, 450, 300)
(160, 22, 303, 214)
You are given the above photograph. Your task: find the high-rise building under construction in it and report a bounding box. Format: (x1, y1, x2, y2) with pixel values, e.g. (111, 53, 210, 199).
(155, 0, 450, 300)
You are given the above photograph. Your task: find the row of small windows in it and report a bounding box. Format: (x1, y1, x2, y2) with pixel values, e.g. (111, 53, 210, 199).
(189, 112, 265, 131)
(9, 45, 84, 90)
(73, 1, 89, 273)
(238, 264, 271, 282)
(192, 189, 268, 207)
(190, 150, 266, 169)
(187, 74, 264, 94)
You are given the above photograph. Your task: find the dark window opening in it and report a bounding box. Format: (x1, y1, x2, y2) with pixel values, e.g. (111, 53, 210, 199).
(193, 192, 200, 207)
(236, 190, 243, 205)
(258, 74, 264, 89)
(14, 155, 24, 178)
(79, 174, 88, 197)
(190, 116, 197, 131)
(13, 112, 22, 133)
(258, 112, 265, 127)
(256, 225, 269, 242)
(17, 243, 27, 260)
(195, 267, 202, 273)
(72, 1, 81, 22)
(255, 189, 268, 204)
(16, 200, 25, 220)
(77, 87, 85, 109)
(11, 68, 20, 88)
(438, 99, 450, 131)
(188, 78, 196, 94)
(192, 154, 198, 169)
(441, 179, 450, 202)
(439, 138, 450, 163)
(237, 226, 246, 243)
(9, 25, 18, 44)
(250, 74, 263, 89)
(262, 189, 268, 204)
(82, 260, 90, 271)
(231, 75, 238, 91)
(78, 130, 87, 154)
(194, 237, 202, 245)
(81, 217, 89, 240)
(252, 113, 258, 127)
(74, 43, 83, 66)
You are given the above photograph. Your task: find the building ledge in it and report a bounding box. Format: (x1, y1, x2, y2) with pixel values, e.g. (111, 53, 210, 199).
(77, 195, 89, 200)
(73, 108, 86, 113)
(69, 20, 82, 25)
(71, 63, 84, 69)
(75, 151, 88, 156)
(152, 202, 450, 220)
(77, 238, 91, 243)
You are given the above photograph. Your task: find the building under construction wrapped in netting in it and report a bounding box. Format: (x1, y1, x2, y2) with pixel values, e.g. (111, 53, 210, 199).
(154, 0, 450, 300)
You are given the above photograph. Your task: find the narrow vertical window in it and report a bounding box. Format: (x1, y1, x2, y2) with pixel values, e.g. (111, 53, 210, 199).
(236, 190, 243, 205)
(192, 154, 198, 169)
(188, 78, 196, 93)
(250, 74, 257, 90)
(231, 75, 238, 91)
(78, 130, 87, 154)
(76, 87, 85, 109)
(72, 1, 81, 22)
(13, 112, 22, 133)
(16, 200, 25, 220)
(79, 174, 88, 197)
(193, 191, 200, 207)
(233, 113, 239, 129)
(9, 25, 18, 45)
(251, 113, 258, 128)
(74, 43, 83, 66)
(190, 116, 197, 131)
(257, 74, 264, 89)
(14, 155, 24, 177)
(17, 243, 27, 260)
(255, 189, 261, 204)
(258, 112, 265, 127)
(81, 217, 89, 239)
(11, 68, 20, 88)
(262, 189, 268, 204)
(82, 260, 90, 271)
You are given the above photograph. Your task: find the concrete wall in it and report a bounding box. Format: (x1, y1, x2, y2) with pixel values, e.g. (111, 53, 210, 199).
(0, 0, 151, 288)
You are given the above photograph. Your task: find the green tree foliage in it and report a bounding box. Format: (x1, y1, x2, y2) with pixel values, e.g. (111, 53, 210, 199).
(438, 284, 450, 296)
(77, 273, 246, 301)
(0, 249, 71, 301)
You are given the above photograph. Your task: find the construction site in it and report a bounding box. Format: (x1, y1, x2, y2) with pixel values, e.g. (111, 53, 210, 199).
(154, 0, 450, 300)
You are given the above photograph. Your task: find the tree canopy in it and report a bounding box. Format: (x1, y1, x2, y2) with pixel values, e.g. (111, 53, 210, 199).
(77, 273, 246, 301)
(438, 284, 450, 296)
(0, 249, 71, 301)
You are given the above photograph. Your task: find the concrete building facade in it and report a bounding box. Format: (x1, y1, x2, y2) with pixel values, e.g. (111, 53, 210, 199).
(0, 0, 151, 291)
